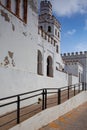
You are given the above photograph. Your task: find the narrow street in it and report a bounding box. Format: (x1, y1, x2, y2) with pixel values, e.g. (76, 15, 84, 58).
(39, 102, 87, 130)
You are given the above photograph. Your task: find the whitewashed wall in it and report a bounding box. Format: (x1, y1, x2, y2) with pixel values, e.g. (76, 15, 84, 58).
(0, 66, 69, 98)
(0, 2, 38, 73)
(62, 52, 87, 84)
(0, 1, 68, 99)
(0, 67, 69, 115)
(68, 74, 78, 86)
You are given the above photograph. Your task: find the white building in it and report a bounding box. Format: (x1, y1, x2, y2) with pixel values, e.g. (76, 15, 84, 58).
(0, 0, 86, 99)
(62, 52, 87, 86)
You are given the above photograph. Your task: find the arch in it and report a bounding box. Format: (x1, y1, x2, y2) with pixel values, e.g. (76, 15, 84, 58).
(37, 50, 43, 75)
(47, 56, 53, 77)
(48, 26, 51, 32)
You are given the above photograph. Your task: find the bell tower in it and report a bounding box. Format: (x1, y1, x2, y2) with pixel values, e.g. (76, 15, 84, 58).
(39, 0, 61, 46)
(40, 0, 52, 16)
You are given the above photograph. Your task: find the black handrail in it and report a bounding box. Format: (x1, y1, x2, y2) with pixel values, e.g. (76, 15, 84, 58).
(0, 82, 86, 129)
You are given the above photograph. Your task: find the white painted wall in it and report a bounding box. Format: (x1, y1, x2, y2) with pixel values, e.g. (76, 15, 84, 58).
(0, 0, 6, 6)
(68, 74, 78, 86)
(62, 52, 87, 84)
(65, 63, 78, 76)
(0, 66, 69, 115)
(0, 2, 38, 73)
(0, 1, 69, 99)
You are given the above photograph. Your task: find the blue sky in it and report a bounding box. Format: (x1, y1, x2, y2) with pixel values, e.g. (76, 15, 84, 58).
(39, 0, 87, 53)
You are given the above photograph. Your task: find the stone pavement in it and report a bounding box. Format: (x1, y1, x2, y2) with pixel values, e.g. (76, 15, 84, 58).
(39, 102, 87, 130)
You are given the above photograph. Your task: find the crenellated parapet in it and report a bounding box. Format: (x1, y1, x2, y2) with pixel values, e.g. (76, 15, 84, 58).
(38, 28, 57, 46)
(61, 51, 87, 57)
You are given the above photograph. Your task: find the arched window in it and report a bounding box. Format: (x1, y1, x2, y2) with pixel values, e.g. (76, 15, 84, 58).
(48, 26, 51, 32)
(47, 56, 53, 77)
(55, 29, 57, 35)
(37, 50, 43, 75)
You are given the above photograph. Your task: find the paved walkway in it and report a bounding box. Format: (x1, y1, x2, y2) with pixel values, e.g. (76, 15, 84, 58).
(39, 102, 87, 130)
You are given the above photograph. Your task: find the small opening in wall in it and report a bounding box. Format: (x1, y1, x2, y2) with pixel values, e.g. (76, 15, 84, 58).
(58, 32, 60, 38)
(40, 26, 43, 30)
(56, 45, 59, 53)
(48, 26, 51, 32)
(55, 29, 57, 35)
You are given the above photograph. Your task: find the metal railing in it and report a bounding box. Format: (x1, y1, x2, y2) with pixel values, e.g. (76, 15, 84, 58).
(0, 82, 86, 129)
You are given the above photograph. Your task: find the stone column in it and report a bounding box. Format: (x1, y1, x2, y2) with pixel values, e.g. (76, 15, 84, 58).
(7, 0, 11, 10)
(16, 0, 20, 17)
(23, 0, 27, 23)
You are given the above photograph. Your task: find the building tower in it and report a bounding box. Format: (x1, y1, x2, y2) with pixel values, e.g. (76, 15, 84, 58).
(39, 0, 61, 53)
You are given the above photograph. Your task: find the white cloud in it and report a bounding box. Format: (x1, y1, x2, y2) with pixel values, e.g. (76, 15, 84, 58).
(75, 43, 87, 52)
(39, 0, 87, 16)
(67, 29, 76, 35)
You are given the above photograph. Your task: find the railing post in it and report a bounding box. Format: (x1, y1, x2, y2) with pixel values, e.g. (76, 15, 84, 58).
(44, 89, 47, 109)
(68, 86, 69, 99)
(74, 85, 75, 96)
(58, 89, 61, 105)
(17, 96, 20, 124)
(42, 89, 45, 110)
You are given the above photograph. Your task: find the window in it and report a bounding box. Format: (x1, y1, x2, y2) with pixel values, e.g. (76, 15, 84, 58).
(47, 56, 53, 77)
(37, 50, 43, 75)
(48, 26, 51, 32)
(55, 29, 57, 35)
(1, 0, 27, 23)
(58, 32, 60, 38)
(40, 26, 43, 30)
(56, 45, 59, 53)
